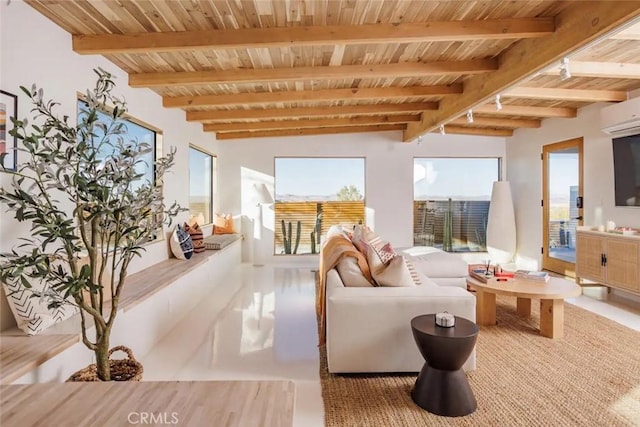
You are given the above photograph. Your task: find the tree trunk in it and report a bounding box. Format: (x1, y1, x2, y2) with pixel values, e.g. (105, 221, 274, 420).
(95, 338, 111, 381)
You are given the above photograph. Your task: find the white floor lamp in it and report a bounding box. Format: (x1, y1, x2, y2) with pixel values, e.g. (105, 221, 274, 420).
(486, 181, 516, 265)
(254, 183, 274, 266)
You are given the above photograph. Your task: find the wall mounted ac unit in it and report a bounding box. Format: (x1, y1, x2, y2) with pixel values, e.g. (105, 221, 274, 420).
(600, 96, 640, 136)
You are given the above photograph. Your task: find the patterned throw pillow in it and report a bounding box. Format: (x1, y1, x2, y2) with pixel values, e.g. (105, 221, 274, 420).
(351, 225, 383, 254)
(213, 213, 237, 235)
(374, 242, 397, 265)
(184, 222, 205, 253)
(2, 281, 78, 335)
(170, 225, 194, 260)
(365, 245, 415, 287)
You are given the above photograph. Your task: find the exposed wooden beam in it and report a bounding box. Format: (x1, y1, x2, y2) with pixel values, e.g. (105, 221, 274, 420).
(187, 102, 438, 122)
(164, 84, 463, 108)
(404, 2, 640, 142)
(73, 18, 554, 55)
(542, 60, 640, 79)
(203, 115, 420, 132)
(438, 126, 514, 137)
(130, 60, 498, 88)
(215, 124, 406, 140)
(449, 116, 541, 128)
(506, 87, 627, 102)
(473, 104, 577, 118)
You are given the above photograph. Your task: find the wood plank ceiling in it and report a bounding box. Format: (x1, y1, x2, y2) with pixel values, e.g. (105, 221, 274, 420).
(25, 0, 640, 141)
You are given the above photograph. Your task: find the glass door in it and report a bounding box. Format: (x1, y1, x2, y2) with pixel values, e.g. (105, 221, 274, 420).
(542, 138, 583, 276)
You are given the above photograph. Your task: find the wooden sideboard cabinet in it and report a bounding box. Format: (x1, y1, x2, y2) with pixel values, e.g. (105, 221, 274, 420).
(576, 228, 640, 295)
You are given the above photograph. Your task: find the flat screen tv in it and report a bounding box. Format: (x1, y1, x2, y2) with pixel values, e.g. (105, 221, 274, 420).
(612, 133, 640, 207)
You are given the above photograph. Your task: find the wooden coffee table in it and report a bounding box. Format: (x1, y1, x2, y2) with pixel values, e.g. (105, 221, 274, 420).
(466, 276, 581, 339)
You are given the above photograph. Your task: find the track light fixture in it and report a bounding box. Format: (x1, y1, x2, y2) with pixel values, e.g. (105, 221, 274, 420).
(495, 94, 502, 111)
(559, 57, 571, 81)
(439, 125, 446, 135)
(466, 109, 474, 124)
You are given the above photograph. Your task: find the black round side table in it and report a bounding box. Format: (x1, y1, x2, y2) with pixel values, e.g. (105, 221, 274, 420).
(410, 314, 479, 417)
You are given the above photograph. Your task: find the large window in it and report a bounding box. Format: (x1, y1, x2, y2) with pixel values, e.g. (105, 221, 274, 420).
(77, 99, 158, 189)
(189, 146, 215, 225)
(414, 158, 500, 252)
(77, 98, 162, 241)
(274, 158, 365, 255)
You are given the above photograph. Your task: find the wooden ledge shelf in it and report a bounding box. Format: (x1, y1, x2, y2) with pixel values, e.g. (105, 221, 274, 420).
(1, 380, 295, 427)
(0, 240, 241, 385)
(0, 334, 79, 384)
(114, 242, 241, 312)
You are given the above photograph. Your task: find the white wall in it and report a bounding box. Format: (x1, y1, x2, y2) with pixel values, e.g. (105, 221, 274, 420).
(216, 130, 506, 263)
(507, 102, 640, 270)
(0, 1, 218, 330)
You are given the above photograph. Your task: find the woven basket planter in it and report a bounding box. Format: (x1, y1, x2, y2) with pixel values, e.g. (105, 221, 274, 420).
(67, 346, 143, 382)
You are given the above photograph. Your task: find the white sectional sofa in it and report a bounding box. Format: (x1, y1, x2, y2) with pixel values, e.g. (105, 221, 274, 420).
(320, 229, 476, 374)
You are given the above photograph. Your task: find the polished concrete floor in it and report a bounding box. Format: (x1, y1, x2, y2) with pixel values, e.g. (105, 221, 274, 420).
(141, 263, 640, 427)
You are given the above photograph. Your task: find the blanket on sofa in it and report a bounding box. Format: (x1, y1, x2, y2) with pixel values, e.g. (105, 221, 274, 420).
(316, 235, 373, 345)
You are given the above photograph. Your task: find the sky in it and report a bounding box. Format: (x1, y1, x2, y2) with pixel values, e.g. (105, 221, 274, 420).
(414, 158, 499, 199)
(548, 152, 579, 198)
(271, 155, 579, 200)
(189, 147, 212, 197)
(275, 158, 365, 197)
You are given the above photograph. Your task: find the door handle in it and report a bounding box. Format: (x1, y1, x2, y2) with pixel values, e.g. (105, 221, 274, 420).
(572, 216, 583, 220)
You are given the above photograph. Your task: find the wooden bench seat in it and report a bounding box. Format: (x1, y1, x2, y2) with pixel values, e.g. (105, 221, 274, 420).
(1, 380, 294, 427)
(0, 335, 79, 384)
(0, 242, 241, 385)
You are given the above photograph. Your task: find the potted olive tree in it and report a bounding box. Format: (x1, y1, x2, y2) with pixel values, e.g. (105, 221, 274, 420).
(0, 69, 181, 381)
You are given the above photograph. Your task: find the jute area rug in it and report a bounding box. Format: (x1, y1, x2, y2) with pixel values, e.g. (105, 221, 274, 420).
(319, 291, 640, 426)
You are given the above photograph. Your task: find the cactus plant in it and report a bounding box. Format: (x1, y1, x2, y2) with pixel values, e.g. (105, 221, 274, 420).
(443, 198, 453, 252)
(293, 220, 301, 254)
(310, 213, 322, 254)
(281, 219, 301, 254)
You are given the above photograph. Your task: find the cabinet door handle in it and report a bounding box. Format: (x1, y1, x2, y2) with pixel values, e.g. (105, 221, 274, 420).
(603, 254, 607, 266)
(601, 254, 605, 266)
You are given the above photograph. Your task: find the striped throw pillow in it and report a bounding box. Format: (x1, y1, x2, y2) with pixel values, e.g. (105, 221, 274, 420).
(184, 222, 205, 253)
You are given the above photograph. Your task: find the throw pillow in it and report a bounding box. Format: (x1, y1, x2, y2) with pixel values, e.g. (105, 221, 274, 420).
(184, 222, 205, 253)
(374, 242, 397, 265)
(336, 257, 374, 287)
(213, 213, 237, 235)
(351, 225, 383, 254)
(366, 245, 415, 287)
(2, 281, 78, 335)
(326, 225, 352, 240)
(170, 225, 194, 260)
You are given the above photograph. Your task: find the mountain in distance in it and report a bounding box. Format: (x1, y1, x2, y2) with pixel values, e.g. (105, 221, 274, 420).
(276, 194, 339, 202)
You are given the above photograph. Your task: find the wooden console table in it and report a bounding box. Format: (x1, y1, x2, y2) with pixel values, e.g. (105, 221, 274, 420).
(576, 227, 640, 295)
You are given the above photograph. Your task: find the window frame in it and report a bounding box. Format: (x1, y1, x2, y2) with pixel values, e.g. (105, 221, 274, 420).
(413, 156, 502, 252)
(273, 156, 367, 256)
(188, 144, 216, 226)
(76, 95, 164, 243)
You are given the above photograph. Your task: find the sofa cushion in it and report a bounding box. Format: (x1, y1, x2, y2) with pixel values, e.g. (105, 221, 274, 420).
(401, 246, 468, 278)
(367, 245, 415, 287)
(336, 257, 374, 287)
(352, 225, 383, 254)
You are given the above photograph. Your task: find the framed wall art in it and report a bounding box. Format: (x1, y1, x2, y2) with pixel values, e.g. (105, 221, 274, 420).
(1, 89, 18, 171)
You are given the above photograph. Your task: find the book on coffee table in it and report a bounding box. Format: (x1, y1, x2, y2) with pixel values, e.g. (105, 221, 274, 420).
(514, 270, 550, 282)
(469, 268, 493, 283)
